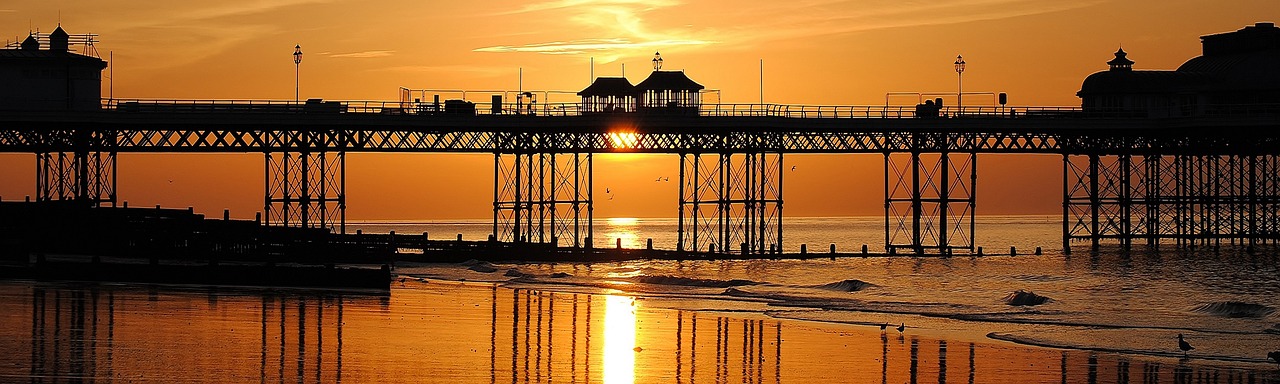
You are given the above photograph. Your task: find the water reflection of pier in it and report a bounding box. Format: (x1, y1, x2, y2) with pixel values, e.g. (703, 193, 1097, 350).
(11, 283, 1280, 383)
(487, 289, 1275, 384)
(22, 285, 355, 383)
(490, 289, 786, 384)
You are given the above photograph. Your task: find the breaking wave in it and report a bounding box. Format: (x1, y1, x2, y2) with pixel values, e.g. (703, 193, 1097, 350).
(631, 275, 760, 288)
(1191, 302, 1275, 318)
(1003, 290, 1051, 306)
(815, 279, 874, 292)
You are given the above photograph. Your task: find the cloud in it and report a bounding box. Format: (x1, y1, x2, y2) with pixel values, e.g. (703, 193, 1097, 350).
(475, 38, 709, 55)
(374, 64, 513, 78)
(476, 0, 1101, 57)
(476, 0, 709, 58)
(495, 0, 681, 16)
(327, 50, 394, 58)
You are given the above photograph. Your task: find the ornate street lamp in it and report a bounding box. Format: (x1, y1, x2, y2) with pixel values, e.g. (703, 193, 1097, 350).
(954, 54, 965, 114)
(652, 51, 663, 71)
(294, 45, 303, 103)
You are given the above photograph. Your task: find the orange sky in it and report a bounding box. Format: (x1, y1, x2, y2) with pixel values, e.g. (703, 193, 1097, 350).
(0, 1, 1273, 220)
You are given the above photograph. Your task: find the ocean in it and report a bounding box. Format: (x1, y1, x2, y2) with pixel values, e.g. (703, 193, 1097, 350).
(2, 215, 1278, 382)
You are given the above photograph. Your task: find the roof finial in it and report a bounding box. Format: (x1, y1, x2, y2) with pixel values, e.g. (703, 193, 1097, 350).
(1107, 46, 1134, 71)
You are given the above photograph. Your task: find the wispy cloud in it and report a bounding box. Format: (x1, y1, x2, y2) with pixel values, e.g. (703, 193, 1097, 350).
(495, 0, 680, 15)
(374, 64, 513, 78)
(327, 50, 395, 58)
(475, 0, 708, 59)
(476, 0, 1101, 58)
(476, 38, 708, 55)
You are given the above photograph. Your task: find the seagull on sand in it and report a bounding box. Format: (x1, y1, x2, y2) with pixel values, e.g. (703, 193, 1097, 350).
(1177, 334, 1194, 357)
(896, 323, 905, 333)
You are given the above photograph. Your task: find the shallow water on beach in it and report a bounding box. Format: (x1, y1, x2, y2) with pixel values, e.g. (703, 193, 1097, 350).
(2, 215, 1280, 382)
(2, 280, 1278, 383)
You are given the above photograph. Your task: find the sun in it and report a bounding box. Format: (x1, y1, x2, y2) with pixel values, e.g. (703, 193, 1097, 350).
(608, 131, 640, 150)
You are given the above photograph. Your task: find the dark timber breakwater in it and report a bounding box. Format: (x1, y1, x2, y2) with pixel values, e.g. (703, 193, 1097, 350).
(3, 202, 924, 289)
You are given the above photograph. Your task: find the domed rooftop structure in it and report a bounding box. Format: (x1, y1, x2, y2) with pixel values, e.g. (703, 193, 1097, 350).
(1078, 22, 1280, 116)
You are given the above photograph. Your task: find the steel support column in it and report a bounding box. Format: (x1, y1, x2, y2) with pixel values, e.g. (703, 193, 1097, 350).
(36, 151, 116, 206)
(885, 150, 976, 255)
(264, 151, 345, 233)
(1064, 153, 1280, 250)
(679, 151, 782, 255)
(494, 152, 592, 247)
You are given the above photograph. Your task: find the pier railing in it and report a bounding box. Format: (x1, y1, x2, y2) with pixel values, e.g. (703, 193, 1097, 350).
(101, 99, 1085, 118)
(97, 99, 1280, 120)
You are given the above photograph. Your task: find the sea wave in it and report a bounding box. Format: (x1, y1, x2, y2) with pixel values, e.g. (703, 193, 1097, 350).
(987, 332, 1272, 364)
(815, 279, 874, 292)
(1003, 290, 1051, 306)
(631, 275, 760, 288)
(1191, 301, 1275, 318)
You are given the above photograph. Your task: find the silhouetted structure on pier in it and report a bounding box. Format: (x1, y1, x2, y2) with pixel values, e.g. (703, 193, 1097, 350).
(0, 26, 105, 111)
(1078, 22, 1280, 117)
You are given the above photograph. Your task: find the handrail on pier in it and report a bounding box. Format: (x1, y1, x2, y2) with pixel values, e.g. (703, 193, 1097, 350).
(98, 98, 1280, 119)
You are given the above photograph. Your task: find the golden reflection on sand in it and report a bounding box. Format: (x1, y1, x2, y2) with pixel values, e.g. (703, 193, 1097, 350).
(3, 281, 1278, 383)
(602, 295, 637, 384)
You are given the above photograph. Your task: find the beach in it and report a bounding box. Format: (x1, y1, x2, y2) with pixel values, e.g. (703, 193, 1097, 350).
(1, 277, 1277, 383)
(2, 216, 1279, 382)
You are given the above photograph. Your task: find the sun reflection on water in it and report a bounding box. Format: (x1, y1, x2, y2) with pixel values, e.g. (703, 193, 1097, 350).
(602, 295, 637, 384)
(603, 217, 643, 249)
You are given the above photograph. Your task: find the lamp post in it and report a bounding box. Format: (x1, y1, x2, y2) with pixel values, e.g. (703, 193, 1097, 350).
(954, 55, 965, 115)
(652, 51, 663, 71)
(294, 45, 303, 103)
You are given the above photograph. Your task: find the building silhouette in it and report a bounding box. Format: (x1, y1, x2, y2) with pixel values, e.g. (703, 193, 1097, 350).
(578, 77, 636, 113)
(0, 26, 106, 111)
(578, 53, 705, 115)
(1078, 22, 1280, 116)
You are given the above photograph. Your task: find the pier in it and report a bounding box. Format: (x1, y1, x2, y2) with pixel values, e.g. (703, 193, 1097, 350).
(2, 24, 1279, 261)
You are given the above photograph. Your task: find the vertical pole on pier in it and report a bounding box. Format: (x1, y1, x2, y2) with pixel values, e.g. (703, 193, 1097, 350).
(969, 152, 977, 253)
(492, 153, 499, 242)
(885, 153, 891, 253)
(265, 153, 272, 225)
(587, 152, 594, 248)
(514, 152, 522, 243)
(940, 145, 949, 254)
(678, 153, 686, 252)
(911, 150, 922, 254)
(1144, 155, 1158, 247)
(1089, 154, 1100, 251)
(777, 152, 784, 254)
(339, 151, 346, 234)
(1120, 154, 1132, 250)
(549, 153, 556, 245)
(1062, 155, 1070, 254)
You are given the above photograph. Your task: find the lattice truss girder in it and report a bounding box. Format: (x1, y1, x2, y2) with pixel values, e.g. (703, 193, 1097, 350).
(264, 151, 345, 233)
(1064, 154, 1280, 247)
(35, 151, 116, 206)
(885, 150, 976, 254)
(493, 152, 592, 246)
(678, 152, 783, 255)
(8, 128, 1086, 153)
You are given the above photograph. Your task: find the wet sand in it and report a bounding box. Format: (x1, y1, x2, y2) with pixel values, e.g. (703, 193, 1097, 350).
(0, 279, 1277, 383)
